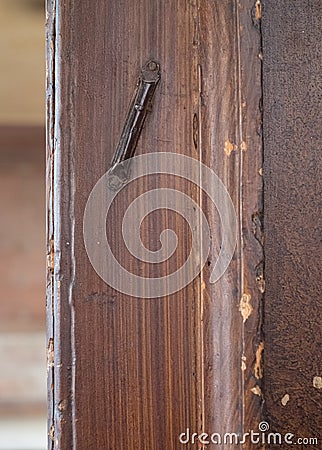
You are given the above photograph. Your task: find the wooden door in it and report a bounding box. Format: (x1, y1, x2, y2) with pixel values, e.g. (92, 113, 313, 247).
(46, 1, 321, 449)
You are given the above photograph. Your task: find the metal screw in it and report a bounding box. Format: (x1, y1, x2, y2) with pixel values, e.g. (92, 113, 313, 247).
(147, 61, 157, 71)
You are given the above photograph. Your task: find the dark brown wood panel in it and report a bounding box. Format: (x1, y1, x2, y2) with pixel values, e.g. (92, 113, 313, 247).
(47, 1, 263, 449)
(262, 0, 322, 447)
(199, 0, 264, 443)
(47, 2, 200, 448)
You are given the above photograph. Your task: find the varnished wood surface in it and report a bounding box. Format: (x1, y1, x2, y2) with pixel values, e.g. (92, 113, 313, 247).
(47, 1, 263, 449)
(198, 0, 264, 444)
(262, 0, 322, 447)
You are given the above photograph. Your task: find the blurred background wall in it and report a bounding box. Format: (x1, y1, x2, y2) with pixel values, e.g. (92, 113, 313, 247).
(0, 0, 44, 125)
(0, 1, 46, 448)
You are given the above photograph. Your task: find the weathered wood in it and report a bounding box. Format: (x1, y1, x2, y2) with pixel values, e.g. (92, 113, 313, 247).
(199, 0, 264, 443)
(47, 1, 263, 448)
(262, 0, 322, 446)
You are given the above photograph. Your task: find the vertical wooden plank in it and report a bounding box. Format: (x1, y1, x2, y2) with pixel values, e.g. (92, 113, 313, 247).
(47, 0, 263, 448)
(262, 0, 322, 445)
(48, 1, 200, 449)
(199, 0, 263, 444)
(45, 0, 55, 448)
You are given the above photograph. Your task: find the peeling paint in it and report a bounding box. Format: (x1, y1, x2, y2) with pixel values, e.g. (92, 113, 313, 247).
(313, 376, 322, 389)
(255, 262, 265, 293)
(49, 423, 55, 441)
(259, 167, 263, 176)
(58, 399, 68, 411)
(241, 355, 247, 371)
(254, 341, 264, 379)
(47, 338, 54, 370)
(281, 394, 290, 406)
(47, 237, 54, 272)
(251, 385, 262, 396)
(255, 0, 262, 20)
(224, 139, 248, 155)
(239, 293, 253, 322)
(224, 139, 237, 156)
(240, 140, 247, 151)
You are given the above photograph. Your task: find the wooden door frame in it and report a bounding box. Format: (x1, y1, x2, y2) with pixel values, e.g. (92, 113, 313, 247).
(46, 1, 321, 448)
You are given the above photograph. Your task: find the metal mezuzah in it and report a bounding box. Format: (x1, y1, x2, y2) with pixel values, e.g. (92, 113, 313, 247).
(107, 60, 160, 190)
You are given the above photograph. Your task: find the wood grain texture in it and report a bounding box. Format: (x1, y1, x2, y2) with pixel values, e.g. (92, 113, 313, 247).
(199, 0, 264, 445)
(47, 1, 263, 449)
(262, 0, 322, 447)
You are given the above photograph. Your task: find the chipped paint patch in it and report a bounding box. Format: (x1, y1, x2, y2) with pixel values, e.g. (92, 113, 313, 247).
(224, 139, 237, 156)
(281, 394, 290, 406)
(240, 141, 247, 151)
(251, 385, 262, 396)
(58, 399, 68, 411)
(224, 139, 247, 155)
(241, 355, 247, 371)
(255, 0, 262, 20)
(47, 338, 54, 370)
(47, 237, 55, 272)
(259, 167, 263, 176)
(49, 423, 55, 441)
(256, 262, 265, 293)
(254, 341, 264, 379)
(313, 376, 322, 389)
(239, 293, 253, 322)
